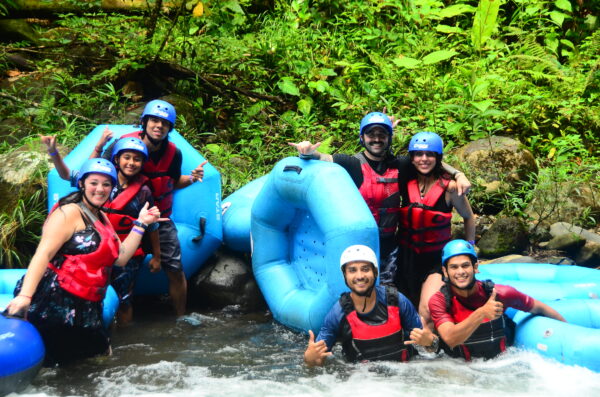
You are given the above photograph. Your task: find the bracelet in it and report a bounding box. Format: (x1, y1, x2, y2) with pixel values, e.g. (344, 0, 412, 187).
(189, 175, 195, 184)
(133, 220, 148, 230)
(132, 227, 145, 236)
(94, 146, 103, 153)
(468, 240, 476, 245)
(299, 153, 314, 160)
(18, 294, 32, 300)
(48, 151, 58, 157)
(454, 171, 464, 178)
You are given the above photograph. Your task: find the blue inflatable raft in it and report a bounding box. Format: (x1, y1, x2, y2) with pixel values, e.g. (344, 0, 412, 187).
(47, 125, 223, 295)
(0, 314, 45, 396)
(222, 176, 267, 252)
(478, 263, 600, 372)
(251, 157, 379, 333)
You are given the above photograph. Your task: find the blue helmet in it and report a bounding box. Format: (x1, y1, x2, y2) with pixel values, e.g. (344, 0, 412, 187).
(408, 131, 443, 154)
(441, 239, 477, 267)
(140, 99, 176, 131)
(111, 137, 149, 163)
(359, 112, 393, 141)
(77, 158, 118, 187)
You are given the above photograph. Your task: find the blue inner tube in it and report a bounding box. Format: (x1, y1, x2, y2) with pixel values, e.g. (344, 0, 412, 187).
(222, 175, 268, 252)
(478, 263, 600, 300)
(0, 314, 45, 395)
(510, 299, 600, 372)
(251, 157, 379, 333)
(47, 125, 223, 294)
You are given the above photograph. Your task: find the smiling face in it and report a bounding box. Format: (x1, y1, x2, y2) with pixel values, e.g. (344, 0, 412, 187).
(81, 173, 113, 207)
(443, 254, 478, 292)
(343, 260, 376, 295)
(144, 116, 171, 142)
(116, 150, 144, 179)
(410, 150, 438, 174)
(362, 126, 390, 159)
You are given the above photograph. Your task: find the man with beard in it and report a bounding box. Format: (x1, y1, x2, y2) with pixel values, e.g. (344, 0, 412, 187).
(429, 239, 566, 360)
(303, 245, 438, 366)
(290, 112, 471, 285)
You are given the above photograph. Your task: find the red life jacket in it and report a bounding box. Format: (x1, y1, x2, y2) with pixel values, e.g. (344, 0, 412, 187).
(441, 281, 507, 360)
(48, 204, 120, 302)
(103, 174, 149, 258)
(340, 286, 410, 362)
(398, 177, 452, 253)
(355, 153, 400, 238)
(122, 131, 176, 217)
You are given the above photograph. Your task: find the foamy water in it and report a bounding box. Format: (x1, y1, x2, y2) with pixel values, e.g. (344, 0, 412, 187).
(12, 308, 600, 397)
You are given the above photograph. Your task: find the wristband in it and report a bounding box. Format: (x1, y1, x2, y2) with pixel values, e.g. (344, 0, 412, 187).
(132, 227, 145, 236)
(48, 151, 58, 157)
(95, 146, 103, 153)
(299, 153, 314, 160)
(454, 171, 464, 178)
(468, 240, 475, 245)
(189, 175, 195, 184)
(18, 294, 32, 300)
(133, 220, 148, 230)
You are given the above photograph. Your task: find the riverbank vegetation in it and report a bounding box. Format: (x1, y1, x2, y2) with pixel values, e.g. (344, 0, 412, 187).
(0, 0, 598, 267)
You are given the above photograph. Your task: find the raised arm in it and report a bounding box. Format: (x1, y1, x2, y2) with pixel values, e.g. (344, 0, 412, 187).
(114, 202, 165, 267)
(288, 141, 333, 162)
(89, 126, 113, 159)
(41, 135, 71, 181)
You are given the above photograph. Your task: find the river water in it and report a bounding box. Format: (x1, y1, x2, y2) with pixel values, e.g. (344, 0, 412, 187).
(14, 303, 600, 397)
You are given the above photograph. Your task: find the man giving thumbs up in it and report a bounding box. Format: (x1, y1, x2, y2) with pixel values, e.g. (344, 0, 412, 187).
(428, 240, 566, 360)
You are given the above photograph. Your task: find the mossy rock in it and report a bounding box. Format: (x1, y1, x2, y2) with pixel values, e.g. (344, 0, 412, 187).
(477, 216, 528, 258)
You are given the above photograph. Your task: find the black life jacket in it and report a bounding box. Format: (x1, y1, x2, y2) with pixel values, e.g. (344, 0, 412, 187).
(440, 280, 508, 360)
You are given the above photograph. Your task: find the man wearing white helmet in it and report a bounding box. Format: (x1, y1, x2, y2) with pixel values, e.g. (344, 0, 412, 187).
(290, 111, 471, 286)
(304, 245, 438, 366)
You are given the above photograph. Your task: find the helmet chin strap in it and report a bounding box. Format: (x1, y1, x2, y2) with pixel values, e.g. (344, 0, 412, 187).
(81, 186, 109, 211)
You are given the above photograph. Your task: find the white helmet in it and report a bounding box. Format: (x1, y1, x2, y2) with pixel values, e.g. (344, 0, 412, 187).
(339, 245, 378, 271)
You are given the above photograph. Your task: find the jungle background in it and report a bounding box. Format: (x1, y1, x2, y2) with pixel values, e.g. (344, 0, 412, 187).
(0, 0, 598, 268)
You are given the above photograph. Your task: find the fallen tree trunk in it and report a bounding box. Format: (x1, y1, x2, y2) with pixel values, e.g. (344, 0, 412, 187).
(3, 0, 184, 18)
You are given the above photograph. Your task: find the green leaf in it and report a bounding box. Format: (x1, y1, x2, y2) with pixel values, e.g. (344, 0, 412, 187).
(392, 56, 421, 68)
(318, 136, 334, 154)
(224, 0, 244, 14)
(422, 50, 458, 65)
(278, 77, 300, 96)
(205, 144, 222, 154)
(549, 11, 567, 27)
(318, 68, 337, 77)
(297, 97, 313, 115)
(308, 80, 330, 93)
(436, 25, 464, 34)
(438, 4, 477, 19)
(471, 99, 494, 113)
(560, 39, 575, 50)
(471, 0, 502, 51)
(555, 0, 572, 13)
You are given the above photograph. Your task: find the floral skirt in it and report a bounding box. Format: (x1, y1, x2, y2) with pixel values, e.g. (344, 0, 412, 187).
(14, 268, 110, 366)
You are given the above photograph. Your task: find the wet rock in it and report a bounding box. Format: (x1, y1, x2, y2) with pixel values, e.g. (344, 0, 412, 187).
(575, 242, 600, 268)
(190, 248, 265, 311)
(543, 233, 585, 252)
(454, 136, 538, 215)
(549, 222, 600, 244)
(542, 256, 577, 266)
(477, 216, 528, 258)
(485, 255, 539, 264)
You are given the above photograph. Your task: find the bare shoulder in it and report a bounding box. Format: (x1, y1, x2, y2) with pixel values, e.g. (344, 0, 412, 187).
(47, 203, 82, 225)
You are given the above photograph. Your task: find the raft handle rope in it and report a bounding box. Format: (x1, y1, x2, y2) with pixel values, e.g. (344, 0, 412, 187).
(192, 217, 207, 243)
(283, 165, 303, 174)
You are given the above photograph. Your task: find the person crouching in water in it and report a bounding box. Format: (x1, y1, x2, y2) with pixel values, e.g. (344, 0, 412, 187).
(105, 137, 161, 325)
(304, 245, 439, 366)
(429, 239, 566, 360)
(4, 159, 163, 365)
